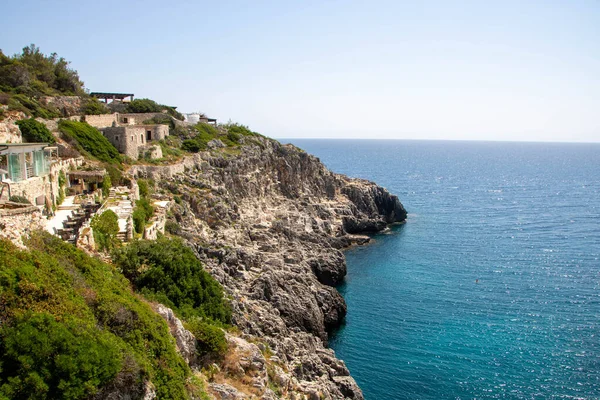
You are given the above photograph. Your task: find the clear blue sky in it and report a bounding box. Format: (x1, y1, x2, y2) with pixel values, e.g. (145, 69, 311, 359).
(3, 0, 599, 142)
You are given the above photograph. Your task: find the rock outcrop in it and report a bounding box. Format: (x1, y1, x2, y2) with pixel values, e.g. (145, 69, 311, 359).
(142, 136, 406, 399)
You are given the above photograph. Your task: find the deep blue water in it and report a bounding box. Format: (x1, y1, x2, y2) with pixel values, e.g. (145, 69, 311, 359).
(286, 140, 600, 400)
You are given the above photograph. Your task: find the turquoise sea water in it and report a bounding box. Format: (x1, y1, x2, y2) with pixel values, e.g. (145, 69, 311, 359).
(287, 140, 600, 400)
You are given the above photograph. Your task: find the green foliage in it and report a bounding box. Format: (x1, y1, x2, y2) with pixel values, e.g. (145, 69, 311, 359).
(82, 98, 109, 115)
(137, 179, 150, 198)
(0, 45, 84, 97)
(0, 233, 196, 399)
(143, 115, 174, 129)
(57, 171, 66, 205)
(6, 93, 60, 118)
(106, 164, 123, 187)
(112, 237, 231, 324)
(16, 118, 55, 143)
(184, 319, 227, 357)
(90, 210, 119, 251)
(223, 122, 260, 138)
(102, 173, 112, 199)
(8, 195, 30, 204)
(0, 313, 122, 399)
(132, 197, 154, 235)
(181, 139, 203, 153)
(137, 198, 155, 220)
(132, 207, 146, 234)
(58, 120, 121, 164)
(126, 99, 183, 120)
(126, 98, 162, 113)
(181, 123, 220, 152)
(165, 220, 181, 235)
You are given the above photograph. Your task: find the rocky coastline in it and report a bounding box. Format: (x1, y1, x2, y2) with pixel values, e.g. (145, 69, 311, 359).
(138, 136, 407, 399)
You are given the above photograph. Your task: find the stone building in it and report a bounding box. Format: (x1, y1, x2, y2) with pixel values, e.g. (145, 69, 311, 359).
(101, 125, 168, 160)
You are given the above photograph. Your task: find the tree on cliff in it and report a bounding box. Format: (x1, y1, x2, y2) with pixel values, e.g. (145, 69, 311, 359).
(0, 44, 84, 97)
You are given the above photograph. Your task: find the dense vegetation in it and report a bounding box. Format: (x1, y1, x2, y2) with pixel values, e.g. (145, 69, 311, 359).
(90, 210, 119, 251)
(126, 98, 184, 121)
(81, 97, 109, 115)
(0, 45, 85, 118)
(58, 120, 121, 164)
(0, 233, 199, 399)
(15, 118, 55, 143)
(0, 45, 84, 97)
(111, 237, 231, 325)
(181, 122, 262, 153)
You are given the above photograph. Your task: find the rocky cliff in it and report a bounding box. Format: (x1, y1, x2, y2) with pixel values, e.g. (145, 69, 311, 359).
(135, 136, 406, 399)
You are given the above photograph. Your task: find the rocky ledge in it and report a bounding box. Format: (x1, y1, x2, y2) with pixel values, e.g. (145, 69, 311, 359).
(134, 136, 406, 399)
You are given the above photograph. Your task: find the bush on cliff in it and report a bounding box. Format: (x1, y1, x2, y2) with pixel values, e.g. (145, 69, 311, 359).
(82, 97, 109, 115)
(15, 118, 55, 143)
(0, 44, 84, 97)
(0, 313, 122, 399)
(0, 233, 197, 399)
(126, 98, 184, 120)
(111, 237, 231, 325)
(58, 120, 121, 164)
(184, 318, 228, 358)
(90, 209, 119, 251)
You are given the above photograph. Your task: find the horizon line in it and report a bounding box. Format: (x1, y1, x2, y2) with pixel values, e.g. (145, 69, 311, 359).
(274, 137, 600, 145)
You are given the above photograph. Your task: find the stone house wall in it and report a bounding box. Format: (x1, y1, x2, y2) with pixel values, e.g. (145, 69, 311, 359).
(85, 114, 118, 129)
(102, 125, 168, 160)
(118, 113, 169, 125)
(102, 126, 142, 159)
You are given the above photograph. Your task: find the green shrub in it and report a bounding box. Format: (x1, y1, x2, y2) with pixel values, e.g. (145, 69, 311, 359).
(0, 313, 122, 399)
(106, 164, 123, 187)
(137, 179, 151, 198)
(0, 233, 196, 399)
(227, 131, 241, 144)
(132, 207, 146, 234)
(126, 98, 162, 113)
(57, 170, 66, 205)
(112, 237, 231, 324)
(137, 198, 154, 220)
(8, 195, 30, 204)
(7, 94, 60, 118)
(182, 139, 203, 153)
(15, 118, 55, 143)
(102, 173, 112, 199)
(90, 210, 119, 251)
(165, 220, 180, 235)
(82, 98, 109, 115)
(58, 120, 121, 164)
(0, 45, 84, 97)
(185, 318, 227, 358)
(126, 99, 183, 121)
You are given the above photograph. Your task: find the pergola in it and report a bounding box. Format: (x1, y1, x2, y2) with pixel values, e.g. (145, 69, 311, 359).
(90, 92, 134, 103)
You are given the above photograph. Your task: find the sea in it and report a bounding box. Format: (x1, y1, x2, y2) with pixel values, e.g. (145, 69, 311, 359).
(286, 139, 600, 400)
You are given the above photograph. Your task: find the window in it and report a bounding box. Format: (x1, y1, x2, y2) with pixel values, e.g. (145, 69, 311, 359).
(123, 117, 128, 123)
(141, 134, 144, 143)
(147, 130, 152, 141)
(115, 135, 119, 141)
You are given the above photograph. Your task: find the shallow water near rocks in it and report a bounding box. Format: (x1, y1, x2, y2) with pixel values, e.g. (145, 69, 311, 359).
(287, 139, 600, 400)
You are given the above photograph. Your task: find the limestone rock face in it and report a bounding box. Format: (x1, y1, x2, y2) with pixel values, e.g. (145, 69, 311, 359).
(148, 136, 405, 399)
(155, 304, 198, 366)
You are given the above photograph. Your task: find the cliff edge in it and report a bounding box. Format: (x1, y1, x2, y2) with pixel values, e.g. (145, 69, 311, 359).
(131, 136, 406, 399)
